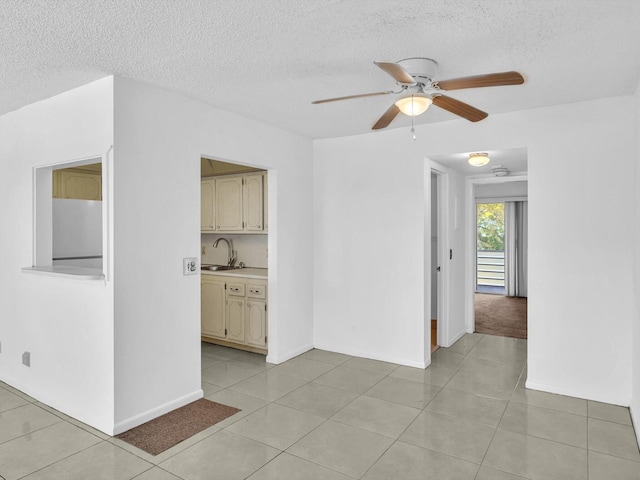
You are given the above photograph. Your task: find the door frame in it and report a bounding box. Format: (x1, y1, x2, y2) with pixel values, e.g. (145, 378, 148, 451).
(425, 159, 451, 365)
(464, 174, 528, 333)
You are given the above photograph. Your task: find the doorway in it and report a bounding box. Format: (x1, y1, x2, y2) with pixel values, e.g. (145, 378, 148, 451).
(466, 176, 528, 338)
(430, 173, 439, 353)
(427, 161, 451, 362)
(200, 156, 270, 355)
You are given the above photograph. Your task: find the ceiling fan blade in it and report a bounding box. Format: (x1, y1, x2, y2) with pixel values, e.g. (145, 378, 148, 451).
(437, 71, 524, 91)
(374, 61, 416, 85)
(312, 91, 394, 104)
(372, 104, 400, 130)
(432, 95, 488, 122)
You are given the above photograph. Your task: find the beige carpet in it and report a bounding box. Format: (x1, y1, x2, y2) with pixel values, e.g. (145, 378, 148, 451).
(475, 293, 527, 339)
(116, 399, 240, 455)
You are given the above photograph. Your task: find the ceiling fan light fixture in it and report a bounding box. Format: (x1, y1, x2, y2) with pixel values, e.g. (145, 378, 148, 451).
(468, 152, 490, 167)
(395, 94, 432, 116)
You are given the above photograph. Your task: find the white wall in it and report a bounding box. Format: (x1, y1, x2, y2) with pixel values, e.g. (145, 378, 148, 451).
(112, 77, 314, 432)
(0, 78, 116, 432)
(201, 234, 268, 269)
(314, 96, 635, 405)
(631, 81, 640, 434)
(313, 139, 427, 367)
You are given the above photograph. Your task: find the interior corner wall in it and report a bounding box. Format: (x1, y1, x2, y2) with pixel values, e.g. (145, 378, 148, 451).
(631, 81, 640, 434)
(0, 77, 116, 433)
(112, 77, 313, 432)
(313, 96, 635, 405)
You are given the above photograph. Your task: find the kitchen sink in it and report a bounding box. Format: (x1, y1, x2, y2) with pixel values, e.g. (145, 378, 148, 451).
(201, 264, 237, 271)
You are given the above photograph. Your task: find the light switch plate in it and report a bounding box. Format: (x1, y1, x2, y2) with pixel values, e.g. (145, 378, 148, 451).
(183, 257, 198, 275)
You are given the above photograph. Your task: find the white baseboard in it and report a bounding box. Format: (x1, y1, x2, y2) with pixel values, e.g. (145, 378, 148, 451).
(312, 342, 426, 369)
(112, 389, 204, 435)
(266, 343, 314, 365)
(525, 380, 630, 407)
(630, 406, 640, 448)
(0, 373, 114, 435)
(444, 328, 467, 348)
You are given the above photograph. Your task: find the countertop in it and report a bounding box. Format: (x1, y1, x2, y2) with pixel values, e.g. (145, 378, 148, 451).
(201, 267, 267, 280)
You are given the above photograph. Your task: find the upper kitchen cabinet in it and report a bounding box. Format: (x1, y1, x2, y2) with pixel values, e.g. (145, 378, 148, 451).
(201, 178, 215, 232)
(243, 174, 264, 231)
(215, 176, 243, 231)
(53, 164, 102, 200)
(201, 172, 268, 233)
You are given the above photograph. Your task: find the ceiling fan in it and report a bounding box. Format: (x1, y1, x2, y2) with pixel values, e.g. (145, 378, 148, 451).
(312, 58, 524, 130)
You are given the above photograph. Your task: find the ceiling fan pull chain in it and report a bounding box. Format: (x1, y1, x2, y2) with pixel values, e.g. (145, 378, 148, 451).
(411, 107, 416, 140)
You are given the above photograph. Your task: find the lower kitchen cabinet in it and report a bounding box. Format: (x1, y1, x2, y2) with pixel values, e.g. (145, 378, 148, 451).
(246, 300, 267, 347)
(201, 274, 267, 354)
(226, 295, 245, 343)
(201, 277, 226, 339)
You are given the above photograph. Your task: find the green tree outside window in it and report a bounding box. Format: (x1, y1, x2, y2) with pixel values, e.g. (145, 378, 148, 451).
(477, 203, 504, 251)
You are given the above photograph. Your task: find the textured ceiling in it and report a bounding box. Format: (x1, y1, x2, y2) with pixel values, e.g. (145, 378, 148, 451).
(2, 0, 640, 139)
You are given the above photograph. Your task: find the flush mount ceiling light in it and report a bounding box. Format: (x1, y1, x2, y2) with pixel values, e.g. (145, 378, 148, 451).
(468, 152, 490, 167)
(395, 94, 432, 116)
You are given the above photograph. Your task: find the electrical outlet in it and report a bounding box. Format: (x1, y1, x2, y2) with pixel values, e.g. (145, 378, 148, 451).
(22, 351, 30, 367)
(0, 341, 2, 353)
(183, 257, 198, 275)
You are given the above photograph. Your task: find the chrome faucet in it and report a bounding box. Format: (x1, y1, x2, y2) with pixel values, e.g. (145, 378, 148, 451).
(213, 237, 236, 267)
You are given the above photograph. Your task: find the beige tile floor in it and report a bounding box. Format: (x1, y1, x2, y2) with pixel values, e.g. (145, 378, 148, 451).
(1, 333, 639, 479)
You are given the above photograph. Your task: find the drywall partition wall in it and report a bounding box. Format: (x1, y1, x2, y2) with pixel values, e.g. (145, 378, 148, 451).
(0, 78, 116, 433)
(313, 96, 635, 405)
(112, 77, 313, 432)
(313, 138, 428, 367)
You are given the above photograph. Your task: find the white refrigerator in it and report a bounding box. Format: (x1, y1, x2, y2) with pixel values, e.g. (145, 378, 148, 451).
(52, 198, 103, 269)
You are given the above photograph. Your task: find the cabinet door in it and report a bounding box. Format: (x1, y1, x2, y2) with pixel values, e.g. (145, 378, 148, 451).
(201, 278, 226, 339)
(201, 179, 215, 232)
(226, 296, 245, 343)
(215, 177, 243, 231)
(243, 174, 263, 231)
(57, 171, 102, 200)
(246, 300, 267, 347)
(263, 173, 268, 232)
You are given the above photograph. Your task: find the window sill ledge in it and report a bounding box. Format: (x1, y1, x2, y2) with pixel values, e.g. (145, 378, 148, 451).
(22, 266, 105, 281)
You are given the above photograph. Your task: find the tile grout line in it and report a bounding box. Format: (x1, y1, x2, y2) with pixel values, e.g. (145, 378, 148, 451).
(358, 340, 483, 479)
(479, 361, 528, 471)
